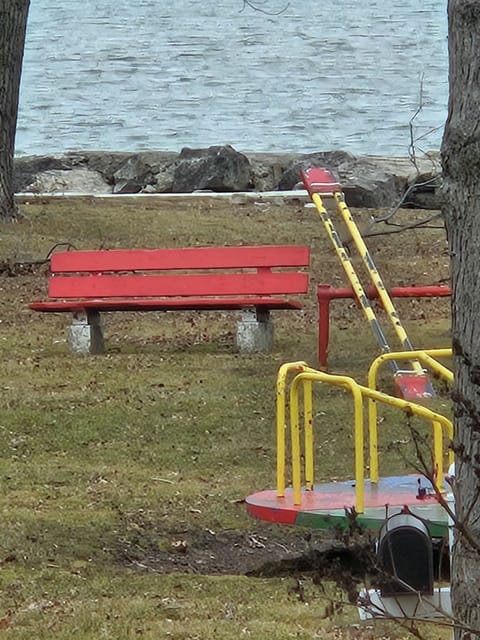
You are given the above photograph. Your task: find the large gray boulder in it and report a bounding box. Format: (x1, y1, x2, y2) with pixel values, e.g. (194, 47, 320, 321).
(23, 167, 110, 195)
(343, 155, 442, 209)
(13, 155, 72, 193)
(171, 145, 251, 192)
(112, 155, 155, 194)
(340, 157, 406, 208)
(247, 152, 302, 191)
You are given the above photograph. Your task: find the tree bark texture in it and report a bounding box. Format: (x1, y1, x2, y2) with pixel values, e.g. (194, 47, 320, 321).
(0, 0, 30, 220)
(442, 1, 480, 638)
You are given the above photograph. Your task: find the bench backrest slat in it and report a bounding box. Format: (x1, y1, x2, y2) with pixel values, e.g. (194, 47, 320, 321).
(49, 272, 309, 299)
(51, 245, 310, 273)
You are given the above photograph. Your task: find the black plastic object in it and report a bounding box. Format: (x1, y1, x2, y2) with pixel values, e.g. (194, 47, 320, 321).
(377, 511, 434, 596)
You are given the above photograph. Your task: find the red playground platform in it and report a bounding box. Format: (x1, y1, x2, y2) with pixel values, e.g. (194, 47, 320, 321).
(245, 359, 453, 539)
(246, 474, 448, 538)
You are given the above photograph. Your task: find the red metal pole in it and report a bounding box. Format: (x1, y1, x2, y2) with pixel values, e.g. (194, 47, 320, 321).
(317, 284, 451, 369)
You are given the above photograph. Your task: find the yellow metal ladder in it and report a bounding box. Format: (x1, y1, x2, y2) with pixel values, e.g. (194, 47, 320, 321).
(301, 166, 434, 399)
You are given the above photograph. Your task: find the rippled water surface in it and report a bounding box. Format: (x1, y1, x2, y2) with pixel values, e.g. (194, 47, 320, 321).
(17, 0, 448, 156)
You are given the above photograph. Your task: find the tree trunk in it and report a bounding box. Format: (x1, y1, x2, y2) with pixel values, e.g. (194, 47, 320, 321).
(442, 1, 480, 638)
(0, 0, 30, 220)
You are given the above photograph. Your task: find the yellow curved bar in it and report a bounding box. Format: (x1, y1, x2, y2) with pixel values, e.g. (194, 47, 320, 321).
(367, 349, 453, 482)
(276, 362, 309, 497)
(360, 383, 453, 491)
(303, 379, 314, 490)
(433, 420, 443, 485)
(285, 365, 452, 513)
(290, 371, 365, 512)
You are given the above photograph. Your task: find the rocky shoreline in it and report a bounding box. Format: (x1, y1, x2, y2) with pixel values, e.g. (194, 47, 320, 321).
(13, 145, 442, 209)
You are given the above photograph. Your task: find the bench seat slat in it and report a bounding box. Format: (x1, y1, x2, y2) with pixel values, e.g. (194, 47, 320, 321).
(51, 245, 310, 272)
(29, 297, 303, 313)
(48, 272, 309, 299)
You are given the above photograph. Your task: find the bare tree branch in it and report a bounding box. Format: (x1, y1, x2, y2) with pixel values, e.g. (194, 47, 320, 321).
(375, 176, 442, 223)
(408, 74, 425, 173)
(357, 76, 444, 242)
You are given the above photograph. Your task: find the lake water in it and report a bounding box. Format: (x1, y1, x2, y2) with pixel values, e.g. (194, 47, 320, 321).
(16, 0, 448, 157)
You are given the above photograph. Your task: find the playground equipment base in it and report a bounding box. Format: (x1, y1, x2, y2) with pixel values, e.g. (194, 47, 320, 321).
(246, 474, 448, 537)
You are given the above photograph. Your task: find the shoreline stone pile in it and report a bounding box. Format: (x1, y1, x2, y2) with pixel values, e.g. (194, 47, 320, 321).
(14, 144, 442, 209)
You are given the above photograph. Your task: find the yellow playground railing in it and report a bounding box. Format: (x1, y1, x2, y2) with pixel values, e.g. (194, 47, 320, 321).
(276, 361, 310, 498)
(276, 358, 453, 515)
(367, 348, 453, 483)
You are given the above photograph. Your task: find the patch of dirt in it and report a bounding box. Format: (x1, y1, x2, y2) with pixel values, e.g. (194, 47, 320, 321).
(116, 513, 449, 596)
(119, 521, 374, 586)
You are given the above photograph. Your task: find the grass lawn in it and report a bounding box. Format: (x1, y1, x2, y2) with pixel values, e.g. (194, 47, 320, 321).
(0, 196, 452, 638)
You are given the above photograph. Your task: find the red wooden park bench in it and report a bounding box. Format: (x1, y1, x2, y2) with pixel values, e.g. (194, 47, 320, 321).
(29, 245, 310, 354)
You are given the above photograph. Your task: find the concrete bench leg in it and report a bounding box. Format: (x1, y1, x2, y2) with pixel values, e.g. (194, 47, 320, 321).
(68, 311, 104, 354)
(236, 308, 273, 353)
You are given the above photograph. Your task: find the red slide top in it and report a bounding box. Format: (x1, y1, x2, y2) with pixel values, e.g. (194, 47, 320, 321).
(300, 167, 342, 196)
